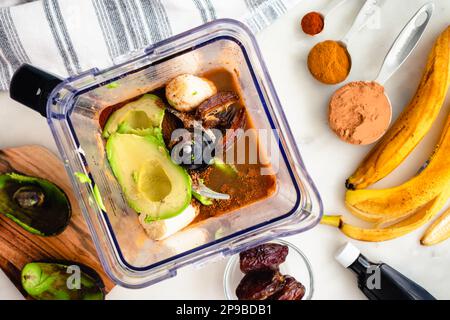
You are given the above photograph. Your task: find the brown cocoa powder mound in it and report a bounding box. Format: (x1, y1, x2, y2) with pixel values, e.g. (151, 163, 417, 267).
(328, 81, 392, 145)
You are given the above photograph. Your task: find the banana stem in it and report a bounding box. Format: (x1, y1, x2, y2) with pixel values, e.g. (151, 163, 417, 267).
(321, 215, 343, 228)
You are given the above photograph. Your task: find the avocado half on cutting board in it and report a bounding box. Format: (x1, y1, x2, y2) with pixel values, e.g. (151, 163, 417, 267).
(0, 172, 71, 236)
(21, 261, 105, 300)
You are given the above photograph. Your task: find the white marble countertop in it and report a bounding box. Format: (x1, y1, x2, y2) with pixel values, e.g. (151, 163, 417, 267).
(1, 0, 449, 300)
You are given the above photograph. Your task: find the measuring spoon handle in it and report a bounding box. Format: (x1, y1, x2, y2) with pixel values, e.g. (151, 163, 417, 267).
(322, 0, 349, 17)
(341, 0, 382, 45)
(375, 3, 434, 85)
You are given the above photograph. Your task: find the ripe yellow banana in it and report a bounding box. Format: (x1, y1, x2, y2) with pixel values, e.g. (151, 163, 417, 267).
(346, 26, 450, 190)
(345, 106, 450, 223)
(322, 192, 447, 242)
(421, 206, 450, 246)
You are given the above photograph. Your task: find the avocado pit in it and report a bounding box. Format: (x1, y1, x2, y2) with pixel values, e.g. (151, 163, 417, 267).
(13, 185, 45, 208)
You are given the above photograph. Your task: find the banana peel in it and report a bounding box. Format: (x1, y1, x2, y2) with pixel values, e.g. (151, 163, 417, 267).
(373, 208, 423, 229)
(322, 192, 448, 242)
(346, 26, 450, 190)
(345, 108, 450, 223)
(421, 206, 450, 246)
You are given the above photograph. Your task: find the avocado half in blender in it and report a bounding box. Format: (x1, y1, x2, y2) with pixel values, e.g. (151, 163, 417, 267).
(0, 173, 71, 236)
(106, 133, 192, 220)
(21, 262, 105, 300)
(102, 94, 165, 138)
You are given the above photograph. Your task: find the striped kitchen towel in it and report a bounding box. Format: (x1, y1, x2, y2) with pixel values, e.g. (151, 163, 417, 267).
(0, 0, 300, 91)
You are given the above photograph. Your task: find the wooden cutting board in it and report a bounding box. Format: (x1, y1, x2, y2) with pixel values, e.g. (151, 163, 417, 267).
(0, 145, 114, 297)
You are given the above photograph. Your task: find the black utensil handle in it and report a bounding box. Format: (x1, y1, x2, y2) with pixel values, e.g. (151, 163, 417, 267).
(9, 64, 63, 118)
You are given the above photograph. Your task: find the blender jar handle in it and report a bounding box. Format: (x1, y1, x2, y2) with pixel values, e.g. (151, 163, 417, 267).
(9, 63, 63, 118)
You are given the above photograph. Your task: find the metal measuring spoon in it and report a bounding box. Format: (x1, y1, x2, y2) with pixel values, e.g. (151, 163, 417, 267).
(373, 3, 434, 87)
(308, 0, 382, 84)
(340, 0, 383, 49)
(329, 3, 434, 145)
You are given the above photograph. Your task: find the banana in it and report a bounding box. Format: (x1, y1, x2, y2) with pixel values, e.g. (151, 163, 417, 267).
(346, 26, 450, 190)
(345, 106, 450, 223)
(322, 192, 447, 242)
(421, 206, 450, 246)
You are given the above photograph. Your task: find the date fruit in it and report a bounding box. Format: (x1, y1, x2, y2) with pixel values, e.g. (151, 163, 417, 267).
(236, 270, 285, 300)
(239, 243, 288, 273)
(271, 276, 305, 300)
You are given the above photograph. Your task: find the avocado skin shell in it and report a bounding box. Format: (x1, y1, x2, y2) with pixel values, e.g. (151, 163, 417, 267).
(21, 261, 105, 300)
(0, 173, 72, 236)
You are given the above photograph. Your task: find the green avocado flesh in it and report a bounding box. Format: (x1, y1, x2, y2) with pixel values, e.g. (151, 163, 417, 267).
(102, 94, 165, 138)
(0, 173, 71, 236)
(193, 191, 213, 206)
(74, 173, 106, 212)
(106, 133, 192, 220)
(21, 262, 105, 300)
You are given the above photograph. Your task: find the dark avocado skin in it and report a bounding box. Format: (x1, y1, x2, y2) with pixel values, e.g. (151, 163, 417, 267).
(0, 173, 72, 236)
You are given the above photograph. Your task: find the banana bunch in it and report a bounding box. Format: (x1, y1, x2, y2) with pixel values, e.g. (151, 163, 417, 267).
(323, 26, 450, 244)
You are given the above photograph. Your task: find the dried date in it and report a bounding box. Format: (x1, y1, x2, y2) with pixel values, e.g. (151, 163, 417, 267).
(236, 270, 285, 300)
(239, 243, 289, 273)
(271, 276, 306, 300)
